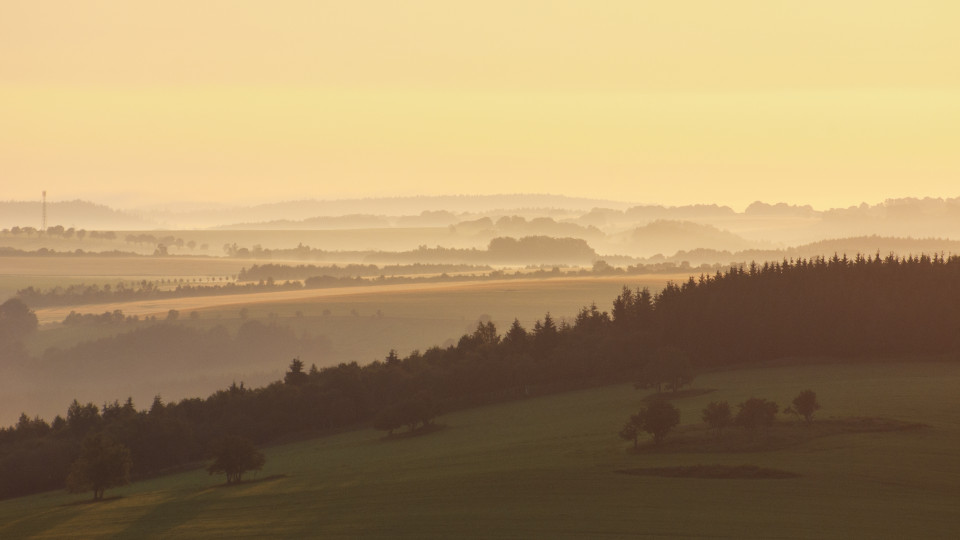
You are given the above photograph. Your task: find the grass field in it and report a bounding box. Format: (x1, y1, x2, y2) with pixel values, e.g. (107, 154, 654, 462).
(3, 359, 959, 539)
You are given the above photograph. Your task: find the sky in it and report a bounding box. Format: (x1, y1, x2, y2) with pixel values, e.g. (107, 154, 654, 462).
(1, 0, 958, 211)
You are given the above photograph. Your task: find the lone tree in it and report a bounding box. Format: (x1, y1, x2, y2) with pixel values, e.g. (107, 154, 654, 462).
(785, 390, 820, 423)
(626, 399, 681, 446)
(735, 397, 779, 432)
(701, 401, 732, 437)
(207, 436, 266, 484)
(66, 433, 132, 501)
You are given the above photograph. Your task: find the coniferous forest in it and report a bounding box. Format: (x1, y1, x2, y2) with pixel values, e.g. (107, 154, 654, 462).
(3, 253, 960, 499)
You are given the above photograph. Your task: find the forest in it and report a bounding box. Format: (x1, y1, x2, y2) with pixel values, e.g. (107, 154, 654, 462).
(3, 253, 960, 499)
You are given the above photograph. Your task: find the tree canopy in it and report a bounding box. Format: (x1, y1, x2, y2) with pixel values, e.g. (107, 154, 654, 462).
(66, 433, 132, 500)
(785, 390, 821, 423)
(701, 401, 732, 436)
(0, 297, 38, 345)
(206, 436, 266, 484)
(626, 399, 681, 446)
(735, 398, 779, 431)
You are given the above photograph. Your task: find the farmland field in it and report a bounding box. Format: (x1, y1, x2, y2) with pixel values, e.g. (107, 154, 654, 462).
(2, 359, 959, 539)
(0, 256, 257, 301)
(30, 274, 686, 325)
(0, 256, 260, 278)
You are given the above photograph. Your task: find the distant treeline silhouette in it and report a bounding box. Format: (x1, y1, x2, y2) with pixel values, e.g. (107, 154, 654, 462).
(16, 280, 302, 308)
(4, 253, 960, 499)
(17, 260, 719, 309)
(237, 263, 493, 282)
(0, 246, 140, 258)
(662, 235, 960, 266)
(1, 226, 116, 239)
(224, 235, 598, 264)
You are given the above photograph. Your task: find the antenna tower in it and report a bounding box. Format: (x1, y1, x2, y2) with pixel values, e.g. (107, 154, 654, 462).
(41, 191, 47, 233)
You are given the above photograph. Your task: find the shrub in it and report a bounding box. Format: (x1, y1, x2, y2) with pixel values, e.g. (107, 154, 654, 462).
(735, 398, 778, 431)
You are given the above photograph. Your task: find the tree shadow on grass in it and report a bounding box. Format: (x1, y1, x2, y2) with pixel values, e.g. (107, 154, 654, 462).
(207, 473, 287, 489)
(115, 493, 212, 539)
(117, 475, 290, 536)
(61, 494, 124, 506)
(379, 423, 448, 442)
(1, 506, 84, 539)
(617, 464, 800, 479)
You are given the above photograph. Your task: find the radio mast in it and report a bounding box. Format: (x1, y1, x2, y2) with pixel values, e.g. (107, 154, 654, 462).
(41, 191, 47, 233)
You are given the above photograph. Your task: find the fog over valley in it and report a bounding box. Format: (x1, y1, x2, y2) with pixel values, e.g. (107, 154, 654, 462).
(3, 1, 960, 536)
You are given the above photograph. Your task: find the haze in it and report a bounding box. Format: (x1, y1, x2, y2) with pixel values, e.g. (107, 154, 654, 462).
(2, 1, 959, 209)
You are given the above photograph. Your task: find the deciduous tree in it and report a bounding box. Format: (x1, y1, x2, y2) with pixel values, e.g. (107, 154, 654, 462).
(618, 414, 641, 449)
(630, 399, 681, 445)
(735, 398, 778, 431)
(66, 433, 132, 500)
(207, 436, 266, 484)
(785, 390, 820, 423)
(701, 401, 732, 436)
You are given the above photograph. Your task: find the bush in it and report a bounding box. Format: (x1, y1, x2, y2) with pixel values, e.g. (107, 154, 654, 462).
(701, 401, 732, 436)
(735, 398, 778, 431)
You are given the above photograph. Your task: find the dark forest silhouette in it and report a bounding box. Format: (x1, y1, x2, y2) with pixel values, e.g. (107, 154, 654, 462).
(3, 253, 960, 499)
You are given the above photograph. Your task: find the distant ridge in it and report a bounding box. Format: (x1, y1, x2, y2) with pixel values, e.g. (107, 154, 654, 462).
(4, 195, 960, 238)
(0, 200, 158, 230)
(146, 194, 640, 228)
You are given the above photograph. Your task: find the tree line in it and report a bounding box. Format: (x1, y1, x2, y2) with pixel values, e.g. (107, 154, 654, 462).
(0, 247, 140, 258)
(2, 226, 116, 240)
(16, 279, 302, 308)
(224, 235, 599, 265)
(238, 262, 493, 282)
(16, 258, 721, 309)
(621, 390, 821, 449)
(3, 253, 960, 499)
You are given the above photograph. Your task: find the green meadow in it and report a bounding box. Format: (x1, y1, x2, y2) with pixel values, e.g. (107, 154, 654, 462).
(3, 359, 959, 539)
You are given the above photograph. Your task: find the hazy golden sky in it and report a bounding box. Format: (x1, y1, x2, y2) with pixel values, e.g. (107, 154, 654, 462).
(2, 1, 958, 209)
